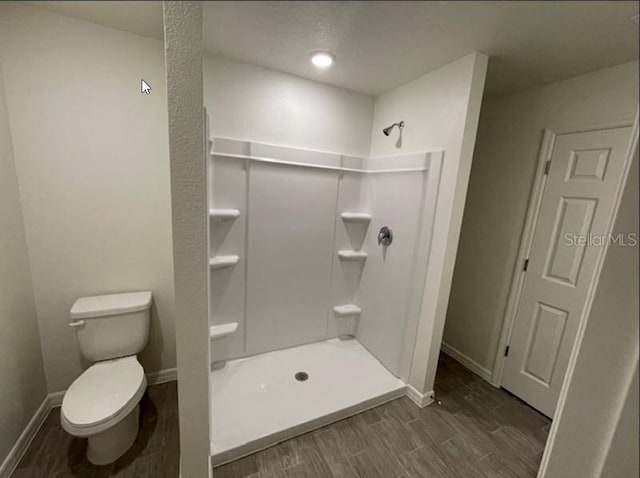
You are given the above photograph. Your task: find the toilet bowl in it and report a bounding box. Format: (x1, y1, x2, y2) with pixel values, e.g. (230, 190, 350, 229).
(62, 291, 152, 465)
(61, 356, 147, 465)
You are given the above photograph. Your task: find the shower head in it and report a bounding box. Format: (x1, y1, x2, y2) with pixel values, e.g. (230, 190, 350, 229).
(382, 121, 404, 136)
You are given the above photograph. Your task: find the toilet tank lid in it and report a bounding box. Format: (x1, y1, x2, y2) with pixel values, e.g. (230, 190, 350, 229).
(70, 291, 152, 320)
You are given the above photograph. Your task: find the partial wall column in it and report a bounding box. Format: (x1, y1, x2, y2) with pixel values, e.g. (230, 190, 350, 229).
(163, 2, 211, 477)
(408, 53, 488, 399)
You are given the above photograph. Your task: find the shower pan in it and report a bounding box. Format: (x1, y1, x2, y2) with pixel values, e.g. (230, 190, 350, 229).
(208, 136, 442, 466)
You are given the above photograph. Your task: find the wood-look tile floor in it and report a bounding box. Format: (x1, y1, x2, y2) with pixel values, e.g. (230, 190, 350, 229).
(11, 382, 180, 478)
(214, 354, 551, 478)
(12, 353, 550, 477)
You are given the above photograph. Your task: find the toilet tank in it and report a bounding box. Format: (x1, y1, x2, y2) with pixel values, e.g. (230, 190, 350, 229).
(70, 291, 152, 362)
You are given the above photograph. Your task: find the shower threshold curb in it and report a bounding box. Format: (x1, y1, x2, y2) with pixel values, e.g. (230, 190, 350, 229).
(210, 385, 407, 467)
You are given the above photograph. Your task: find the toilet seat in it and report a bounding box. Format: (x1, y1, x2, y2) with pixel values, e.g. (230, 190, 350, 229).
(61, 355, 146, 437)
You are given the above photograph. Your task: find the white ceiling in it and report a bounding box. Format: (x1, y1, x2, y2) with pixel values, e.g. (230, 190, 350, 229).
(27, 1, 639, 96)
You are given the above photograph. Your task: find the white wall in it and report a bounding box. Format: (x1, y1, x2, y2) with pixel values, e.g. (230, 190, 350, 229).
(444, 61, 639, 375)
(204, 55, 374, 158)
(599, 359, 639, 478)
(0, 61, 48, 472)
(0, 4, 176, 393)
(369, 52, 489, 394)
(541, 145, 638, 478)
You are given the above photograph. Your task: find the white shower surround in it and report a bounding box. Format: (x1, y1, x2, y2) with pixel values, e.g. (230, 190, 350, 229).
(209, 137, 442, 381)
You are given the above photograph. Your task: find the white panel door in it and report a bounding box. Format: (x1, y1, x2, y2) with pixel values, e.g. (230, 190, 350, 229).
(501, 126, 632, 417)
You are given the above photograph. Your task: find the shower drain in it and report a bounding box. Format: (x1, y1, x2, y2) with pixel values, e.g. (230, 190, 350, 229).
(295, 371, 309, 382)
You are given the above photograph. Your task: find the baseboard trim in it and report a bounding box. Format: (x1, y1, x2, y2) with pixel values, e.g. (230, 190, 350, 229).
(48, 391, 65, 408)
(0, 396, 50, 478)
(406, 385, 434, 408)
(440, 342, 494, 384)
(146, 367, 177, 386)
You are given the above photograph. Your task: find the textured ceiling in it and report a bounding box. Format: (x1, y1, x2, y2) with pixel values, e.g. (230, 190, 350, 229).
(27, 1, 639, 96)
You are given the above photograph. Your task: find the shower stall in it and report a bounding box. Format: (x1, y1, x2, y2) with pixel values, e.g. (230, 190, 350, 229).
(208, 135, 443, 465)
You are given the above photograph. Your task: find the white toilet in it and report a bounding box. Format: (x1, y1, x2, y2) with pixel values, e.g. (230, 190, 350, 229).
(61, 291, 152, 465)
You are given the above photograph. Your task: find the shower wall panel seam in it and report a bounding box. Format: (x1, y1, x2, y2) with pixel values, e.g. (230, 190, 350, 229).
(243, 157, 250, 356)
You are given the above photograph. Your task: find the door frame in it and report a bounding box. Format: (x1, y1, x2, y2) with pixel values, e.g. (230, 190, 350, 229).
(491, 116, 640, 391)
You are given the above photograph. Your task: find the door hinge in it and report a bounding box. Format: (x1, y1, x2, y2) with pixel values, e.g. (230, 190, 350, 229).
(504, 345, 510, 357)
(544, 160, 551, 175)
(523, 259, 529, 271)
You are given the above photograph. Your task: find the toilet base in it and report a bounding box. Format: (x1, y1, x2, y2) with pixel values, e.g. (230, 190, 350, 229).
(87, 405, 140, 465)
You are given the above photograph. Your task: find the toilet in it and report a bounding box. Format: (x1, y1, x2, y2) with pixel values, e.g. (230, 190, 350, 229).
(61, 291, 152, 465)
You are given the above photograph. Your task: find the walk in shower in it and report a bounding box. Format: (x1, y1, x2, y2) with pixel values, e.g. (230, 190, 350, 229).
(208, 135, 443, 465)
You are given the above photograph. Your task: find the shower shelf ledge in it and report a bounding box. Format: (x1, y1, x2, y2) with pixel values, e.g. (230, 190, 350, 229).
(210, 322, 238, 340)
(341, 212, 372, 222)
(209, 208, 240, 221)
(338, 250, 368, 261)
(210, 255, 239, 269)
(333, 304, 362, 317)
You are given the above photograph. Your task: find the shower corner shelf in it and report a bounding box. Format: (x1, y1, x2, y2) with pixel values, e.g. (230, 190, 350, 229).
(210, 255, 239, 269)
(340, 212, 372, 223)
(210, 322, 238, 340)
(333, 304, 362, 317)
(209, 208, 240, 221)
(338, 250, 368, 261)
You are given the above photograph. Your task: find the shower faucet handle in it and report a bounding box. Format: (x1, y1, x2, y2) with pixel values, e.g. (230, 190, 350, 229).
(378, 226, 393, 246)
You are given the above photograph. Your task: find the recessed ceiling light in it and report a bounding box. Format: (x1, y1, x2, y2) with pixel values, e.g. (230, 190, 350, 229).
(311, 52, 335, 68)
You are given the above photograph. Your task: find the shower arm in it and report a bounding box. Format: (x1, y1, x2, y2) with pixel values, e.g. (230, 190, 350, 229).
(382, 121, 405, 136)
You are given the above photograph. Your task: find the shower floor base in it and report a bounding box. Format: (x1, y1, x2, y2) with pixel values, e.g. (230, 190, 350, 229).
(210, 336, 406, 466)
